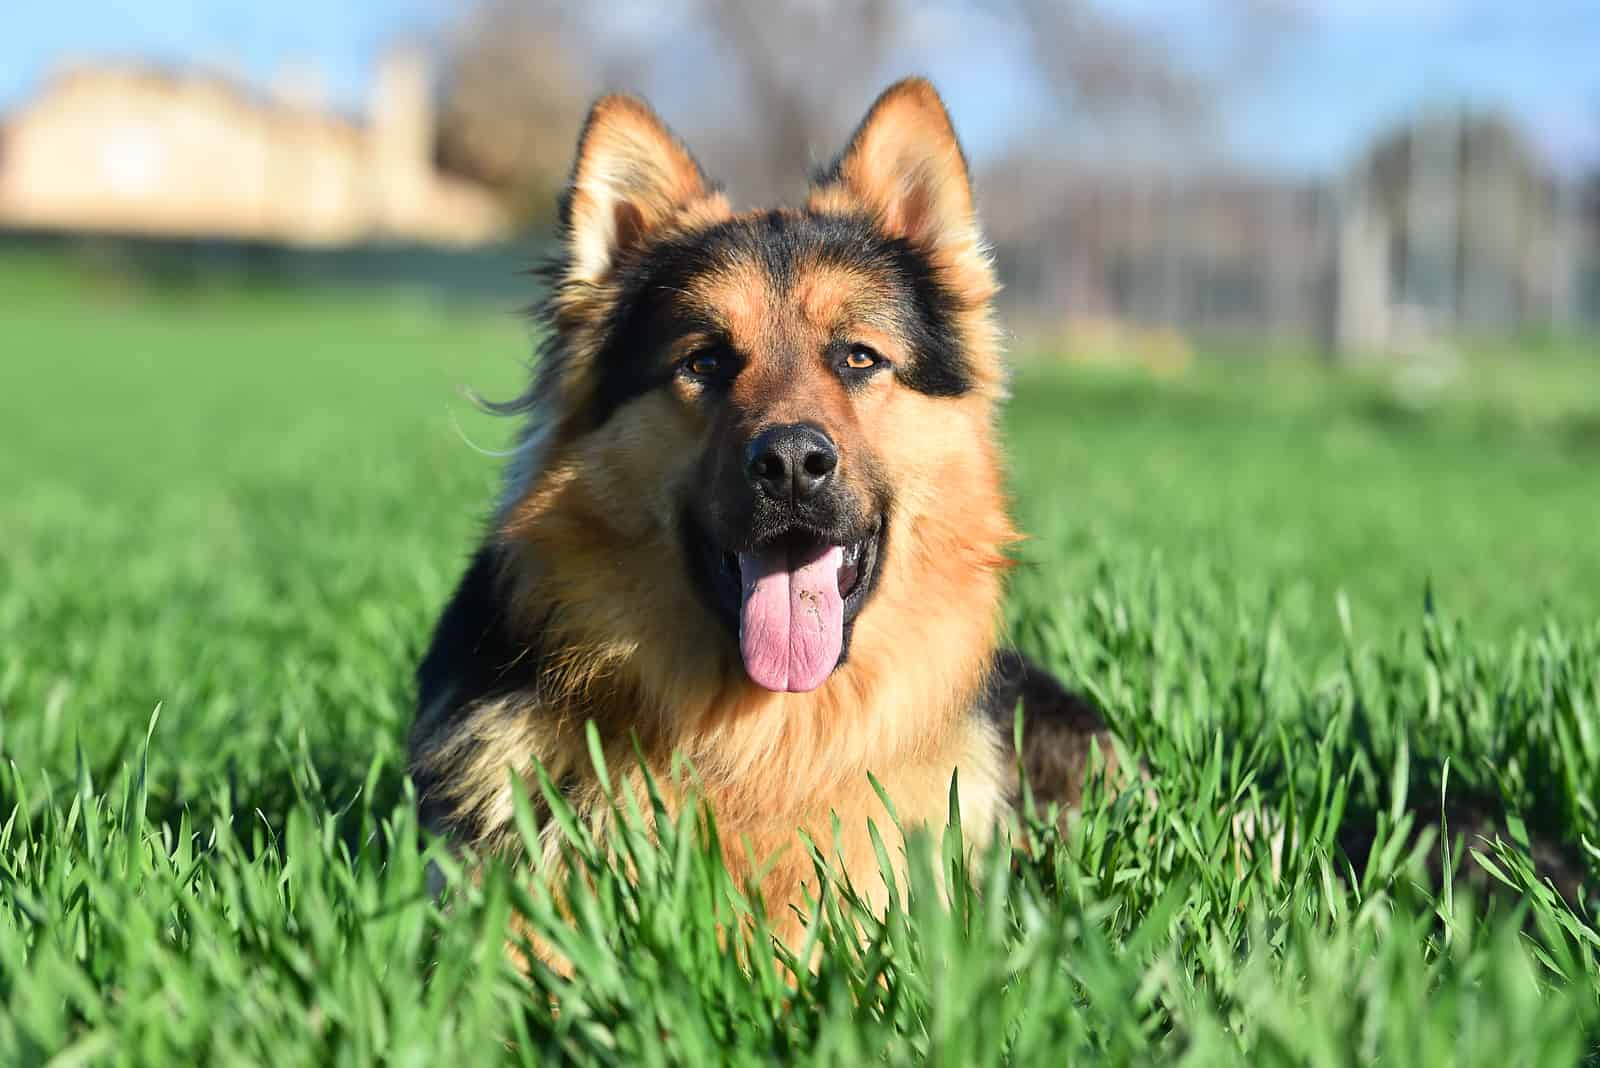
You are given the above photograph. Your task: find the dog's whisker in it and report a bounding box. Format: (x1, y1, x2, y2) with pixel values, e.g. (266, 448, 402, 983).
(446, 401, 522, 458)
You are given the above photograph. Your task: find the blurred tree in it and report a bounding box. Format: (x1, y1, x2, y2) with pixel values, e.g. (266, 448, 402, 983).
(434, 0, 1216, 225)
(434, 2, 639, 229)
(693, 0, 903, 201)
(1017, 0, 1210, 129)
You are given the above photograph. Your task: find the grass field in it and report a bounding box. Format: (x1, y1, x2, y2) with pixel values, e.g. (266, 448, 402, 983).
(2, 256, 1598, 1065)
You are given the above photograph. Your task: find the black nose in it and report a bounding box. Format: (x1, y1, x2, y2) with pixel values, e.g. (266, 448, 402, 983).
(746, 424, 838, 503)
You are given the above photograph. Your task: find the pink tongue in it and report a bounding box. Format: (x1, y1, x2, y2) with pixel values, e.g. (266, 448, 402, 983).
(737, 543, 845, 693)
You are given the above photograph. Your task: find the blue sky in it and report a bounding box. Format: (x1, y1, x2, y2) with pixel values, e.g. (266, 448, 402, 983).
(0, 0, 451, 117)
(4, 1, 1597, 176)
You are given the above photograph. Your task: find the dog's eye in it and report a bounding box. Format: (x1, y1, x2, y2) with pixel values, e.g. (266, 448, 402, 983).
(683, 350, 728, 379)
(843, 345, 884, 372)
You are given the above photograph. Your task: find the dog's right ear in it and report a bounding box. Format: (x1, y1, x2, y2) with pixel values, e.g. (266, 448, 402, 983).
(561, 95, 712, 285)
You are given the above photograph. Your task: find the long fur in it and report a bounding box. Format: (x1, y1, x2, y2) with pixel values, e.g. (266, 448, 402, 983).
(409, 80, 1119, 955)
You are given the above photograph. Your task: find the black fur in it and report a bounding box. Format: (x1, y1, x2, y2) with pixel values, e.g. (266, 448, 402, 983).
(875, 233, 971, 397)
(983, 649, 1116, 812)
(415, 546, 540, 714)
(1334, 794, 1590, 909)
(412, 544, 543, 837)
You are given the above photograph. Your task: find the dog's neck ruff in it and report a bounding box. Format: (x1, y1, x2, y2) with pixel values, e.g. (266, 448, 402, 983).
(497, 493, 1009, 815)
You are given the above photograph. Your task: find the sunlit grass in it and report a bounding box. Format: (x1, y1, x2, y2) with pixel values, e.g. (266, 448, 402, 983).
(1, 259, 1596, 1063)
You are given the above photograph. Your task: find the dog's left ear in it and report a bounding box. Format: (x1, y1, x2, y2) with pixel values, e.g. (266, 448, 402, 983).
(808, 78, 991, 292)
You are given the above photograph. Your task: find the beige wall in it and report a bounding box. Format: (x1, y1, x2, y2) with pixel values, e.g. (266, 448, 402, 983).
(0, 57, 508, 247)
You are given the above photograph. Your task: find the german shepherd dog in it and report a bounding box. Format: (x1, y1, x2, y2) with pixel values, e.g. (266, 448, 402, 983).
(409, 79, 1117, 948)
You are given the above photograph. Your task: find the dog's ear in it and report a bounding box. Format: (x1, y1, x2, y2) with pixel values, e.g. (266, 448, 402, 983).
(561, 95, 711, 285)
(808, 78, 990, 291)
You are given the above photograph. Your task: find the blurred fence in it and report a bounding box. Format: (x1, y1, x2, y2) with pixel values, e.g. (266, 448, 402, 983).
(987, 110, 1600, 354)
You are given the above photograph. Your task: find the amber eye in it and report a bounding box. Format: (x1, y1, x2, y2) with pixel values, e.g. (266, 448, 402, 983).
(843, 345, 883, 371)
(685, 351, 724, 378)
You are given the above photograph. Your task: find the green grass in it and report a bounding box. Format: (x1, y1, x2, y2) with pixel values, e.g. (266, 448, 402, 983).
(2, 258, 1598, 1065)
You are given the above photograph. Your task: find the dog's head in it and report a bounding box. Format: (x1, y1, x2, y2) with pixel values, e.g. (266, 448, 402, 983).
(503, 79, 1013, 703)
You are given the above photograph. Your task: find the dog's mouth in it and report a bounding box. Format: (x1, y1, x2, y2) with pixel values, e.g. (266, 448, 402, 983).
(686, 517, 886, 693)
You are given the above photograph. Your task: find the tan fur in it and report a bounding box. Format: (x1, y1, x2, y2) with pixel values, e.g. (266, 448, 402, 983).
(416, 79, 1029, 964)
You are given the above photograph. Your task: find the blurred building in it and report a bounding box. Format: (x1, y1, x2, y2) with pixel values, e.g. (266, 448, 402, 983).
(0, 49, 509, 247)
